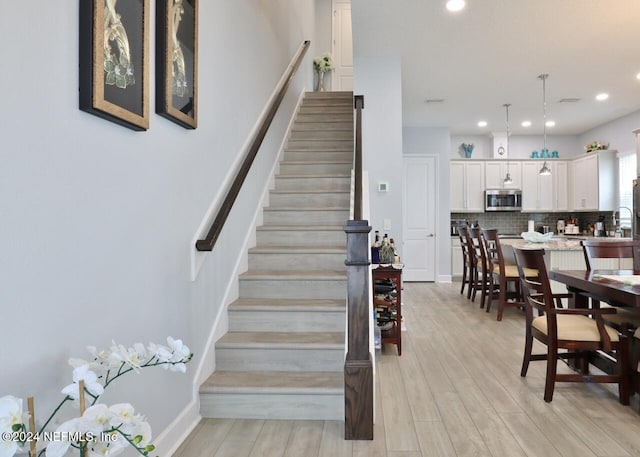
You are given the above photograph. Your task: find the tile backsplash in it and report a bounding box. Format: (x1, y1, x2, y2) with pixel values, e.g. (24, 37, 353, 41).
(451, 211, 614, 235)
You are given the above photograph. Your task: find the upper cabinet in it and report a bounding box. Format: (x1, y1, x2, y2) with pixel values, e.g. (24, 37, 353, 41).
(521, 162, 554, 211)
(571, 150, 617, 211)
(450, 161, 485, 212)
(485, 161, 522, 189)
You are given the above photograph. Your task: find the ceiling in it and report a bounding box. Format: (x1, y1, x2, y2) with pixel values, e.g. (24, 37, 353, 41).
(351, 0, 640, 135)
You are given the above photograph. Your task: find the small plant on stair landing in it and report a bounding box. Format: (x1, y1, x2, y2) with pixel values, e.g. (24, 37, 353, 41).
(0, 337, 192, 457)
(313, 52, 334, 91)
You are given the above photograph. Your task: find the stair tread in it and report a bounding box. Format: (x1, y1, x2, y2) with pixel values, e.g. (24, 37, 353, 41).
(201, 371, 343, 394)
(270, 189, 350, 194)
(281, 160, 352, 165)
(240, 270, 346, 280)
(217, 331, 344, 349)
(284, 149, 353, 153)
(249, 246, 346, 254)
(230, 298, 345, 311)
(276, 173, 350, 178)
(264, 207, 349, 211)
(256, 225, 344, 231)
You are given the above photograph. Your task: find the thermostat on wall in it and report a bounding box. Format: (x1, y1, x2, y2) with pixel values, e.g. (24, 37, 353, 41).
(378, 182, 389, 192)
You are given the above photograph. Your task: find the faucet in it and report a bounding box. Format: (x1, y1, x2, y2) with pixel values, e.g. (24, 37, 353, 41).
(613, 206, 632, 230)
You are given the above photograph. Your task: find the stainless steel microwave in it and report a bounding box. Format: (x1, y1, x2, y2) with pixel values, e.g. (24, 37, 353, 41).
(485, 189, 522, 212)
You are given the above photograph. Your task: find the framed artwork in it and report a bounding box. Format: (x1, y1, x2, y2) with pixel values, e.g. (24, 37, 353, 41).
(79, 0, 150, 131)
(156, 0, 198, 129)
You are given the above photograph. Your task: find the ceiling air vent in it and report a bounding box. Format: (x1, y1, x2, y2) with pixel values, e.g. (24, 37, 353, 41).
(425, 98, 445, 103)
(558, 98, 581, 103)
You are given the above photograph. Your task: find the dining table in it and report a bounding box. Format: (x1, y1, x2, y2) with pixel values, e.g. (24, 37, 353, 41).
(548, 268, 640, 388)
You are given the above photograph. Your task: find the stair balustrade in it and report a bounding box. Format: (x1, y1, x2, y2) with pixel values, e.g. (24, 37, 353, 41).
(344, 95, 374, 440)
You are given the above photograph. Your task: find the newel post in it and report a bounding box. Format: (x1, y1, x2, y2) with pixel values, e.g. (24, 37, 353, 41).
(344, 219, 373, 440)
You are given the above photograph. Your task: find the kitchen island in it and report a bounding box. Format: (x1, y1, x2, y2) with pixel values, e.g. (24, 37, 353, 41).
(499, 236, 634, 296)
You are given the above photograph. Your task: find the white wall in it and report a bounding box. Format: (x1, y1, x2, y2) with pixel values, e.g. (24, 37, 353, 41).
(403, 127, 451, 281)
(579, 109, 640, 155)
(353, 57, 404, 252)
(0, 0, 315, 453)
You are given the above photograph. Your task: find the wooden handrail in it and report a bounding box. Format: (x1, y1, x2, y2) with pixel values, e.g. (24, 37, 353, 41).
(196, 40, 310, 251)
(353, 95, 364, 220)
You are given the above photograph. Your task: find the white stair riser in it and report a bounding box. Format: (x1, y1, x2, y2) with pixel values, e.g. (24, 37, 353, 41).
(283, 150, 353, 162)
(274, 176, 350, 191)
(248, 252, 346, 271)
(256, 229, 345, 246)
(269, 192, 350, 208)
(228, 310, 345, 333)
(239, 278, 347, 299)
(298, 106, 352, 115)
(289, 130, 353, 140)
(200, 393, 343, 420)
(279, 162, 352, 175)
(264, 209, 349, 225)
(295, 114, 353, 122)
(216, 347, 344, 372)
(287, 140, 353, 150)
(303, 97, 352, 104)
(292, 122, 352, 131)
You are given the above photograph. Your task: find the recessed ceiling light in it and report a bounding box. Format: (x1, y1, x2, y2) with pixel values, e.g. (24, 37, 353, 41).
(446, 0, 465, 12)
(477, 121, 487, 127)
(545, 120, 556, 127)
(595, 93, 609, 101)
(636, 72, 640, 80)
(521, 121, 532, 127)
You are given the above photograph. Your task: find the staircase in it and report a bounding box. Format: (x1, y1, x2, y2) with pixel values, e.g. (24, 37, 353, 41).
(199, 91, 354, 420)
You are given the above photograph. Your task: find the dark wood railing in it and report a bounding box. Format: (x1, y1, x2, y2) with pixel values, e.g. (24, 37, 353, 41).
(196, 40, 310, 251)
(344, 95, 374, 440)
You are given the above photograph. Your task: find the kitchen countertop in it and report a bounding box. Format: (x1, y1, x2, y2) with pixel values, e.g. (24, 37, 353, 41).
(499, 235, 633, 251)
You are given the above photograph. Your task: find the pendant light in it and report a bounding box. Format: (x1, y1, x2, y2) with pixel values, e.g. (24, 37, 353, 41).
(538, 74, 552, 176)
(503, 103, 513, 184)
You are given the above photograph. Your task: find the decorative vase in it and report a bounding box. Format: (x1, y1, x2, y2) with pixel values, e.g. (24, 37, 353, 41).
(464, 151, 472, 158)
(315, 70, 325, 92)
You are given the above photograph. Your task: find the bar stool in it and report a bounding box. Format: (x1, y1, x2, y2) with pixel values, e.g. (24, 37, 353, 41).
(481, 229, 537, 321)
(457, 225, 473, 299)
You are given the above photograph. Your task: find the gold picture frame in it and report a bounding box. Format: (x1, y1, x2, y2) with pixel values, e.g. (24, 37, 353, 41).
(80, 0, 150, 131)
(156, 0, 198, 129)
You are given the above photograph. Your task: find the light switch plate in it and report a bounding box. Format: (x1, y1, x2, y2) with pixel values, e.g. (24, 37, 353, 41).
(383, 219, 391, 230)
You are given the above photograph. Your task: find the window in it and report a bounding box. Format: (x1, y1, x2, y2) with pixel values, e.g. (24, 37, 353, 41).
(618, 151, 636, 228)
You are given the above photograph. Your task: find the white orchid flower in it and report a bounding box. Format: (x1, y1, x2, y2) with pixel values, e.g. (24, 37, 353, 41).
(134, 421, 152, 447)
(0, 420, 18, 457)
(108, 404, 142, 433)
(89, 436, 127, 456)
(108, 342, 145, 371)
(0, 396, 27, 428)
(82, 404, 112, 434)
(147, 342, 172, 362)
(61, 365, 104, 399)
(167, 337, 190, 362)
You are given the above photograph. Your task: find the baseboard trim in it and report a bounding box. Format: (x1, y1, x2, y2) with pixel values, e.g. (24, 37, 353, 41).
(153, 399, 200, 456)
(438, 275, 452, 283)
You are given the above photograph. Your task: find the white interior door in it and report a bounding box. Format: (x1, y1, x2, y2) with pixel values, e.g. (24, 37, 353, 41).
(332, 2, 353, 91)
(403, 156, 437, 282)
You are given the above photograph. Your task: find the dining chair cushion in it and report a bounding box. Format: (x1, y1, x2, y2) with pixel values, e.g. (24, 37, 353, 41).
(635, 327, 640, 339)
(532, 314, 620, 342)
(502, 265, 538, 278)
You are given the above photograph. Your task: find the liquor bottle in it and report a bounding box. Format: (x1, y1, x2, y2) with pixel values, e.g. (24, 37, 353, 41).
(371, 231, 381, 263)
(390, 238, 400, 264)
(373, 230, 381, 247)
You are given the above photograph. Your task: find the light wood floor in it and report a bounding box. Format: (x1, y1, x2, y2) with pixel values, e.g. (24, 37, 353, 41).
(173, 282, 640, 457)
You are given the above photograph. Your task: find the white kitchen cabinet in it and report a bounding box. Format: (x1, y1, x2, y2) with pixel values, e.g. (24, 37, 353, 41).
(571, 150, 617, 211)
(553, 161, 569, 211)
(450, 161, 485, 212)
(485, 161, 522, 189)
(521, 162, 554, 211)
(451, 237, 462, 277)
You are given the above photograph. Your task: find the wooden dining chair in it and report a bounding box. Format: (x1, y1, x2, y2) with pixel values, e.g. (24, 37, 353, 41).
(581, 239, 640, 334)
(468, 227, 490, 308)
(457, 224, 473, 297)
(481, 229, 537, 321)
(514, 246, 630, 404)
